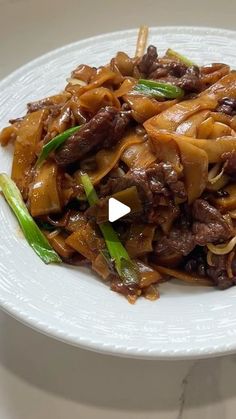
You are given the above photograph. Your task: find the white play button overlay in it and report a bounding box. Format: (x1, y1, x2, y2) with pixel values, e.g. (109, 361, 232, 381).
(108, 197, 131, 222)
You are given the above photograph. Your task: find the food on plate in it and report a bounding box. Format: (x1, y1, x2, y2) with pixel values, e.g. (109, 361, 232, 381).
(1, 26, 236, 303)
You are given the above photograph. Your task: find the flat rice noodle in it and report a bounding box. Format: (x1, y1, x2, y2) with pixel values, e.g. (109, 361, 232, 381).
(176, 110, 210, 137)
(124, 94, 177, 123)
(11, 109, 47, 199)
(145, 72, 236, 134)
(210, 112, 233, 125)
(136, 260, 162, 288)
(71, 64, 96, 82)
(91, 187, 142, 223)
(125, 224, 156, 257)
(213, 184, 236, 211)
(189, 137, 236, 163)
(45, 231, 75, 259)
(66, 211, 87, 232)
(144, 94, 217, 132)
(112, 52, 135, 76)
(153, 265, 214, 286)
(74, 132, 144, 185)
(29, 161, 61, 217)
(144, 130, 183, 174)
(0, 125, 18, 146)
(69, 99, 87, 125)
(114, 78, 136, 97)
(148, 124, 236, 164)
(178, 133, 236, 163)
(197, 116, 214, 139)
(27, 92, 71, 111)
(146, 129, 208, 203)
(76, 67, 123, 96)
(208, 122, 232, 139)
(142, 285, 160, 300)
(48, 103, 72, 135)
(121, 139, 156, 168)
(176, 139, 208, 203)
(112, 187, 142, 213)
(231, 116, 236, 131)
(200, 63, 230, 85)
(200, 71, 236, 98)
(92, 253, 111, 280)
(66, 224, 105, 262)
(79, 87, 120, 113)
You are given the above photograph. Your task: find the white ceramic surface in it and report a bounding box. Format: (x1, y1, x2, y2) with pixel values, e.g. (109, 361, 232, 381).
(1, 26, 236, 360)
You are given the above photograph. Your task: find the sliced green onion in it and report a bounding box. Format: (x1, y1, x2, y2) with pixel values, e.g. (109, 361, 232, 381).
(134, 84, 166, 99)
(0, 173, 61, 264)
(135, 79, 184, 99)
(36, 125, 81, 167)
(81, 173, 139, 286)
(166, 48, 197, 67)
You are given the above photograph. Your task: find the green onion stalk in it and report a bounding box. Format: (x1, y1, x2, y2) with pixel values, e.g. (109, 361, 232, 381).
(0, 174, 61, 264)
(81, 173, 140, 287)
(36, 125, 81, 167)
(166, 48, 197, 67)
(134, 79, 184, 99)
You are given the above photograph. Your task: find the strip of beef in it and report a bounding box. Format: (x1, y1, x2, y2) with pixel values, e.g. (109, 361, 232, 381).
(27, 97, 68, 113)
(184, 247, 208, 277)
(137, 45, 158, 75)
(184, 246, 236, 290)
(146, 163, 186, 199)
(154, 199, 233, 258)
(217, 97, 236, 116)
(101, 163, 186, 201)
(150, 61, 187, 79)
(176, 66, 202, 93)
(155, 227, 196, 256)
(207, 253, 236, 290)
(55, 107, 130, 166)
(99, 162, 186, 226)
(207, 259, 236, 290)
(192, 199, 233, 245)
(100, 168, 153, 203)
(137, 45, 202, 93)
(100, 163, 186, 205)
(189, 201, 235, 290)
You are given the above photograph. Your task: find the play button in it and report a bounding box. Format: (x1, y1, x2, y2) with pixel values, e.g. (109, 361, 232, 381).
(108, 197, 131, 222)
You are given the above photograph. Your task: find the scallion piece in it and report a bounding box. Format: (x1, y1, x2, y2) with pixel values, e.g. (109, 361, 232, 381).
(135, 79, 184, 99)
(36, 125, 81, 167)
(81, 173, 139, 286)
(166, 48, 197, 67)
(0, 173, 62, 264)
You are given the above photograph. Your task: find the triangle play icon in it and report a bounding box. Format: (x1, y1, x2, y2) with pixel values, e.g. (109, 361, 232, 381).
(108, 197, 131, 222)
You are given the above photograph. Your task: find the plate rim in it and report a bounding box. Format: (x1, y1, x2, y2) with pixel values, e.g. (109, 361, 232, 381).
(1, 25, 236, 87)
(1, 25, 236, 360)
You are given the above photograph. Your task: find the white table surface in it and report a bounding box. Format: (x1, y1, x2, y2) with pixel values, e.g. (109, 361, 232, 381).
(1, 1, 236, 418)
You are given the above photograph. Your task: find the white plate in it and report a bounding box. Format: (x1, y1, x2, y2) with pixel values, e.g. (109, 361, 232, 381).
(1, 26, 236, 360)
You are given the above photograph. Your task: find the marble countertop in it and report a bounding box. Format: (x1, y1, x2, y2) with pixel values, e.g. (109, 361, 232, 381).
(1, 310, 236, 419)
(1, 1, 236, 418)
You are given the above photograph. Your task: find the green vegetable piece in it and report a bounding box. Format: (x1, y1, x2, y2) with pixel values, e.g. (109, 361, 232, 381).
(36, 125, 81, 167)
(81, 173, 140, 286)
(134, 84, 166, 99)
(0, 173, 62, 264)
(136, 79, 184, 99)
(166, 48, 197, 67)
